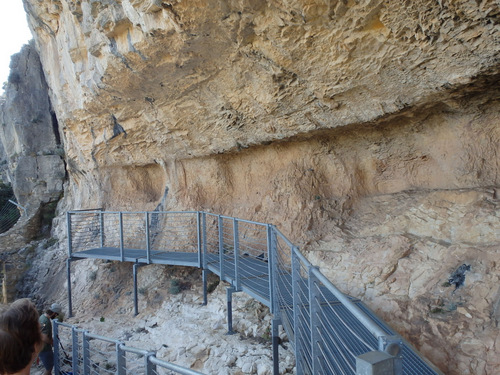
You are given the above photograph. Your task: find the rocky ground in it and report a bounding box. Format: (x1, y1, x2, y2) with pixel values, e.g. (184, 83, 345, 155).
(21, 239, 295, 375)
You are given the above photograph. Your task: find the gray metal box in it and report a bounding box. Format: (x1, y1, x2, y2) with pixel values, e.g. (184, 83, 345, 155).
(356, 351, 395, 375)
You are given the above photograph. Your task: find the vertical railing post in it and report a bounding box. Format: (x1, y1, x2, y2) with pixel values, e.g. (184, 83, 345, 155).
(233, 218, 240, 291)
(66, 212, 72, 256)
(133, 261, 140, 316)
(72, 327, 79, 375)
(196, 212, 202, 268)
(99, 211, 104, 248)
(145, 351, 157, 375)
(53, 321, 60, 375)
(116, 343, 126, 375)
(218, 215, 225, 280)
(67, 259, 73, 318)
(309, 266, 321, 374)
(268, 226, 282, 375)
(202, 212, 207, 269)
(119, 212, 124, 261)
(202, 212, 208, 306)
(83, 332, 90, 375)
(145, 212, 151, 264)
(266, 225, 276, 315)
(291, 247, 304, 375)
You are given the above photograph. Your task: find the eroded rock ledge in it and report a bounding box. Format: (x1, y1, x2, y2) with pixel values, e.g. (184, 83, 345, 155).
(24, 0, 499, 163)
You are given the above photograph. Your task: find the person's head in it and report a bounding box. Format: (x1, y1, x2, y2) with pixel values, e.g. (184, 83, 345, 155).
(50, 303, 61, 315)
(0, 298, 42, 374)
(46, 302, 61, 319)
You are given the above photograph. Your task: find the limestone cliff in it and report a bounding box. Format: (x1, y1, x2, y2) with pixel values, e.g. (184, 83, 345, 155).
(0, 42, 65, 219)
(0, 42, 65, 254)
(11, 0, 500, 374)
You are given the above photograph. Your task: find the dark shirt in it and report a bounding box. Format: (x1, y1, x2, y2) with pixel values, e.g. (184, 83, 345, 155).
(39, 314, 52, 352)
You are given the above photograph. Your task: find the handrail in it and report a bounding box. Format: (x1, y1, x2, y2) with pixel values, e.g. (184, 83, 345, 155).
(272, 226, 295, 249)
(85, 331, 119, 344)
(68, 210, 199, 214)
(310, 266, 388, 341)
(53, 320, 205, 375)
(149, 355, 205, 374)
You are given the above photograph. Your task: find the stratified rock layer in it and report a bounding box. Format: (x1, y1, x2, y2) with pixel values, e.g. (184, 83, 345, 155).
(19, 1, 500, 374)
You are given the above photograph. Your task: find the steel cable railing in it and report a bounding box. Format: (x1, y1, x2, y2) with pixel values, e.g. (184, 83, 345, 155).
(121, 212, 147, 250)
(68, 211, 101, 251)
(150, 212, 199, 254)
(53, 321, 204, 375)
(66, 210, 444, 375)
(0, 195, 22, 234)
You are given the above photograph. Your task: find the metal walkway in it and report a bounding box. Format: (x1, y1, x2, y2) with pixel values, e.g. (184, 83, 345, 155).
(66, 210, 444, 375)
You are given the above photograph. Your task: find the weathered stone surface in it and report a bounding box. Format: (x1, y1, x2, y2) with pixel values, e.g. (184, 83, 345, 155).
(12, 0, 500, 374)
(21, 249, 295, 375)
(0, 42, 65, 217)
(23, 0, 500, 164)
(0, 134, 7, 181)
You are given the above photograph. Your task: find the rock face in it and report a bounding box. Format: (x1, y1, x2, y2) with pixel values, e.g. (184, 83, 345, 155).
(0, 42, 66, 303)
(0, 42, 65, 218)
(13, 0, 500, 374)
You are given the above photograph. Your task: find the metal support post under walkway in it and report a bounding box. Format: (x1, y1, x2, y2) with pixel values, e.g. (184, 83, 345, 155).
(226, 286, 236, 335)
(67, 258, 73, 318)
(202, 269, 209, 306)
(271, 318, 281, 375)
(134, 261, 147, 316)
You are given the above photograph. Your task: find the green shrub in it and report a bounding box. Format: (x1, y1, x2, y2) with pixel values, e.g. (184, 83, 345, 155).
(169, 278, 192, 294)
(169, 279, 181, 294)
(43, 237, 58, 249)
(88, 270, 98, 281)
(207, 279, 220, 294)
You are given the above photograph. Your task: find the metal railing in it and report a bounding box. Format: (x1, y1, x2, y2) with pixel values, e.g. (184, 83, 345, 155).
(67, 210, 444, 375)
(0, 195, 22, 234)
(53, 320, 204, 375)
(68, 211, 200, 264)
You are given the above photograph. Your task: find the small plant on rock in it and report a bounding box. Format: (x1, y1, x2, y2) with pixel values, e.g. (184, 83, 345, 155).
(88, 270, 97, 281)
(169, 279, 181, 294)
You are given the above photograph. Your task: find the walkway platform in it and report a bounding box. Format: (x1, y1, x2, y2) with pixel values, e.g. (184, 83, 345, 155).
(72, 247, 200, 267)
(66, 210, 444, 375)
